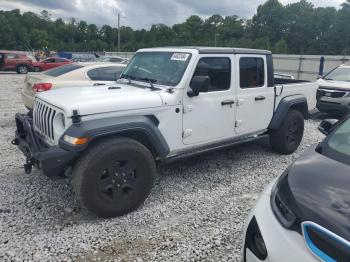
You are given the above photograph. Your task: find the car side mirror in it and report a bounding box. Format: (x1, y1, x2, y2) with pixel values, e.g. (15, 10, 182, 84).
(188, 76, 210, 97)
(316, 75, 322, 80)
(318, 119, 338, 135)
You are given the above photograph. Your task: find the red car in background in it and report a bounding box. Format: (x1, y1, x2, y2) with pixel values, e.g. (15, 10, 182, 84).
(32, 57, 72, 72)
(0, 50, 33, 74)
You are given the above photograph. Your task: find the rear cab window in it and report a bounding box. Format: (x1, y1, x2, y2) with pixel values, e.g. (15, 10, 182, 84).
(44, 64, 83, 77)
(239, 57, 265, 88)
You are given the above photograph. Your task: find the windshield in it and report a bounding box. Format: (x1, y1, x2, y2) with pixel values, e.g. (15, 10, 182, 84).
(322, 117, 350, 165)
(121, 52, 191, 86)
(323, 67, 350, 82)
(44, 63, 83, 77)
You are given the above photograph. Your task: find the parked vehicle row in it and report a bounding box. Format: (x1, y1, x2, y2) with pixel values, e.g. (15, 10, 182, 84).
(0, 50, 74, 74)
(10, 47, 350, 261)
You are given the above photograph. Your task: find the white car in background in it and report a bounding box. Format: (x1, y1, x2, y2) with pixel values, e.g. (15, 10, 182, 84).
(94, 56, 129, 64)
(22, 63, 126, 109)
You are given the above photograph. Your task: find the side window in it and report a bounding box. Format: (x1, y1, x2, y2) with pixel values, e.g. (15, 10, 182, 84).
(240, 57, 265, 88)
(192, 57, 231, 92)
(45, 58, 55, 63)
(5, 54, 17, 59)
(99, 66, 124, 81)
(55, 58, 66, 62)
(87, 68, 100, 80)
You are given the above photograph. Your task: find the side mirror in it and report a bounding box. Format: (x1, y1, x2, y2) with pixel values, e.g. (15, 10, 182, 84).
(316, 75, 322, 80)
(188, 76, 210, 97)
(318, 119, 338, 135)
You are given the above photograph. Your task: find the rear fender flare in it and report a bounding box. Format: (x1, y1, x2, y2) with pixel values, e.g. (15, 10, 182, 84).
(269, 95, 308, 130)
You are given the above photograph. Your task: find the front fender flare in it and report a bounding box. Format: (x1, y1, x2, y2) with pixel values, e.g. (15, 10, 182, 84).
(59, 115, 170, 158)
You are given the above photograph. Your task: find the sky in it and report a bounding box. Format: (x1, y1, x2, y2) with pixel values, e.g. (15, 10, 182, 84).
(0, 0, 346, 29)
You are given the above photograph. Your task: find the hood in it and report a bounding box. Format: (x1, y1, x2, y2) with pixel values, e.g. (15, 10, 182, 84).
(37, 84, 164, 116)
(318, 78, 350, 91)
(279, 145, 350, 242)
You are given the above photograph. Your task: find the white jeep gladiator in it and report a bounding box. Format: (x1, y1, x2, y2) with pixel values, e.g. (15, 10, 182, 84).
(13, 47, 318, 217)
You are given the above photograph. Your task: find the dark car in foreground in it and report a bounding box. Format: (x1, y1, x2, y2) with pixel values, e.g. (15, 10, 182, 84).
(317, 64, 350, 118)
(243, 115, 350, 262)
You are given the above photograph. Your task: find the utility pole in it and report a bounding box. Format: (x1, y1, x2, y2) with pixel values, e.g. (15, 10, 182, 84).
(214, 33, 219, 47)
(117, 12, 121, 53)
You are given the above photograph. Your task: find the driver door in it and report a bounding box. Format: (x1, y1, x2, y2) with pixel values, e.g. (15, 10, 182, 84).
(182, 56, 236, 145)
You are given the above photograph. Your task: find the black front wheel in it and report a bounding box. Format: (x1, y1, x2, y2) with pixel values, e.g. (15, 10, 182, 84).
(17, 65, 28, 74)
(270, 110, 304, 154)
(72, 137, 156, 218)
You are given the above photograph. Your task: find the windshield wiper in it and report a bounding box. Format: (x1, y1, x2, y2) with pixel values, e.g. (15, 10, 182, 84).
(137, 77, 158, 90)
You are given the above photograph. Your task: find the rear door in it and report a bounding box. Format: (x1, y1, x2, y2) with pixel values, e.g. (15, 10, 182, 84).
(4, 53, 17, 69)
(235, 55, 275, 134)
(182, 55, 237, 145)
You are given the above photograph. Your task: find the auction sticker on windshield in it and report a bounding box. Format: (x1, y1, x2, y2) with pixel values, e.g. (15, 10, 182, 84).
(171, 53, 190, 61)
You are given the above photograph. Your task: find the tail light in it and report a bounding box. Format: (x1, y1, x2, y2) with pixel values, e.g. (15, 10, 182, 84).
(32, 83, 52, 92)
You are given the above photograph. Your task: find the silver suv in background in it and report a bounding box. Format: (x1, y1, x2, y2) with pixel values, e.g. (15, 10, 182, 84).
(317, 64, 350, 117)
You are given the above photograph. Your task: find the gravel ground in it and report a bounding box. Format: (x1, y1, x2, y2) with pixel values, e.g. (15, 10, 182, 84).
(0, 72, 324, 261)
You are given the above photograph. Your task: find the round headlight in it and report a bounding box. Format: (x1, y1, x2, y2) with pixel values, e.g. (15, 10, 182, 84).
(53, 112, 66, 134)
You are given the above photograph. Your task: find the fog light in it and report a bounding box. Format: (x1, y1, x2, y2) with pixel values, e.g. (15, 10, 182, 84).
(63, 135, 88, 145)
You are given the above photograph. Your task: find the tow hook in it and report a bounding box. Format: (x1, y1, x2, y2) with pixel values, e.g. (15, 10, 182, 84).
(24, 158, 34, 174)
(11, 139, 19, 145)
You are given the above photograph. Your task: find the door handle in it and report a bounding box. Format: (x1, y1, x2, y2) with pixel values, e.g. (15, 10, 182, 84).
(221, 100, 235, 106)
(255, 96, 266, 101)
(93, 83, 106, 86)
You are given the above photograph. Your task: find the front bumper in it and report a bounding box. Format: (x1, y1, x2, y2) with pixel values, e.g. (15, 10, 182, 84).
(317, 96, 350, 116)
(13, 113, 78, 176)
(243, 181, 318, 262)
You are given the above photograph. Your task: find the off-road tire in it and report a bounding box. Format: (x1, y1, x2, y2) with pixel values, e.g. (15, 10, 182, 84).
(72, 137, 156, 218)
(269, 110, 304, 154)
(16, 65, 28, 74)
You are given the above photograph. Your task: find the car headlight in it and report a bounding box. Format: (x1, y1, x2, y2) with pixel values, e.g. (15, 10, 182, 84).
(270, 170, 297, 229)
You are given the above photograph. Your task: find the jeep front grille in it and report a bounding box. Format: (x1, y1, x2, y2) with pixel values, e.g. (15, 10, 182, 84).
(33, 99, 56, 141)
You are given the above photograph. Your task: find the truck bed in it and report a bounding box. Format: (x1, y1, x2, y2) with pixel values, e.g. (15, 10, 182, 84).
(274, 79, 318, 113)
